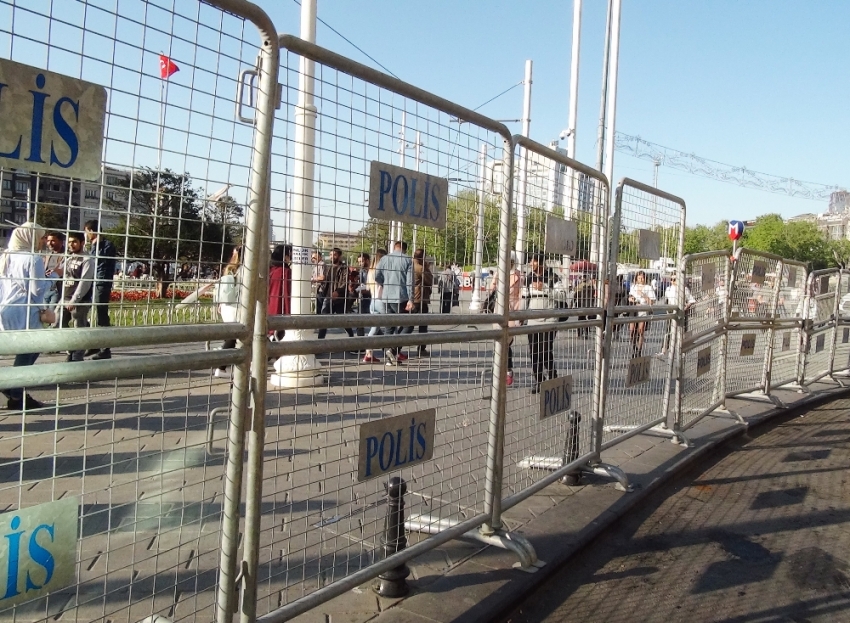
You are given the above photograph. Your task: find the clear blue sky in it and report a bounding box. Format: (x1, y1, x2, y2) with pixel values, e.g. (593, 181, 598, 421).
(258, 0, 850, 226)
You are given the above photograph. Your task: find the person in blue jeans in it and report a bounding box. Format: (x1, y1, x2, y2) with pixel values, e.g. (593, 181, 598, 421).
(375, 241, 414, 366)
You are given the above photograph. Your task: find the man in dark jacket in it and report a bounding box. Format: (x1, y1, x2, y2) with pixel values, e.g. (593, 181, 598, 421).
(317, 247, 354, 339)
(83, 220, 116, 360)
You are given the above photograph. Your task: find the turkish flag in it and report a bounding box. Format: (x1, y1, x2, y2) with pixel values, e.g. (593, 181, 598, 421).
(159, 54, 179, 79)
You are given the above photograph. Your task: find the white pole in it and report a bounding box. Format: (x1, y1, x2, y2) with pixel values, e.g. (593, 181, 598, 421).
(271, 0, 323, 387)
(603, 0, 622, 193)
(566, 0, 582, 161)
(412, 130, 421, 250)
(394, 112, 407, 245)
(515, 59, 532, 263)
(469, 143, 487, 311)
(591, 0, 613, 266)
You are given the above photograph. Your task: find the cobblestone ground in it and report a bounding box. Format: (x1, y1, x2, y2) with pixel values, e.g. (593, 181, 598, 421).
(503, 396, 850, 623)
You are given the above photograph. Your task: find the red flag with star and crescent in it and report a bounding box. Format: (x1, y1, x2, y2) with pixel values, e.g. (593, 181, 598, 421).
(159, 54, 179, 79)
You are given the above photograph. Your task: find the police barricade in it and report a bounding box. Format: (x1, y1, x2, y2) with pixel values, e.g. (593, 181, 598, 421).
(0, 1, 271, 621)
(673, 251, 730, 434)
(249, 36, 525, 621)
(766, 259, 808, 391)
(798, 269, 841, 386)
(601, 179, 685, 448)
(723, 249, 782, 405)
(504, 137, 614, 494)
(831, 270, 850, 376)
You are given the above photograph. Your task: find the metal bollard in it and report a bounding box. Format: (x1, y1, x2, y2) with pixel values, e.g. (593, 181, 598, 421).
(561, 411, 582, 486)
(374, 476, 410, 597)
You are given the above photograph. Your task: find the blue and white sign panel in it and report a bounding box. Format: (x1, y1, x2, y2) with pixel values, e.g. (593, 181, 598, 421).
(728, 220, 745, 241)
(358, 409, 436, 482)
(539, 375, 573, 420)
(0, 497, 79, 609)
(0, 58, 107, 181)
(368, 161, 448, 230)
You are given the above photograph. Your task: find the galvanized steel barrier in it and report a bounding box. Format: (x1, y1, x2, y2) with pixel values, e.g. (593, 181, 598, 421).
(2, 3, 850, 623)
(601, 179, 685, 447)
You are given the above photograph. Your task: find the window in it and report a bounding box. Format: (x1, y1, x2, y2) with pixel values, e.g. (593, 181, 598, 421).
(85, 189, 99, 199)
(15, 181, 28, 193)
(1, 180, 10, 190)
(106, 191, 116, 201)
(52, 184, 61, 191)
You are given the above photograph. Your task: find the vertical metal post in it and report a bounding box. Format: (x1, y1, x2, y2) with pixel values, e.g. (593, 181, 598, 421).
(797, 272, 816, 385)
(760, 259, 784, 395)
(661, 202, 686, 426)
(469, 143, 487, 312)
(374, 477, 410, 597)
(566, 0, 581, 161)
(828, 269, 842, 377)
(482, 138, 514, 535)
(270, 0, 324, 388)
(515, 60, 532, 262)
(672, 255, 688, 437)
(719, 251, 738, 407)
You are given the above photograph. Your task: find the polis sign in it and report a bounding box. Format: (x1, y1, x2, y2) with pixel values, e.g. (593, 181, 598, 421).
(0, 58, 106, 181)
(358, 409, 436, 482)
(368, 161, 448, 230)
(539, 375, 573, 420)
(0, 497, 79, 609)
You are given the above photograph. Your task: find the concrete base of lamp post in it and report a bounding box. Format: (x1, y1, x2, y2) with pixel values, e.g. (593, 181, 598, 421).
(269, 329, 324, 388)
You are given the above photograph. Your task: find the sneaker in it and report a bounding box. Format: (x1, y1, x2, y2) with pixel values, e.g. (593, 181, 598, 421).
(418, 348, 430, 357)
(84, 348, 99, 357)
(362, 355, 378, 363)
(214, 368, 231, 379)
(531, 383, 541, 395)
(396, 353, 408, 362)
(506, 371, 514, 386)
(91, 349, 112, 360)
(385, 351, 398, 366)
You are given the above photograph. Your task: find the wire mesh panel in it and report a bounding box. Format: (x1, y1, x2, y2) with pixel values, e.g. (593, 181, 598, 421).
(768, 260, 807, 389)
(0, 1, 267, 621)
(725, 328, 770, 395)
(800, 269, 840, 386)
(832, 270, 850, 375)
(770, 324, 802, 388)
(679, 252, 729, 342)
(253, 39, 514, 616)
(602, 179, 685, 446)
(500, 139, 606, 498)
(678, 336, 724, 430)
(728, 250, 781, 321)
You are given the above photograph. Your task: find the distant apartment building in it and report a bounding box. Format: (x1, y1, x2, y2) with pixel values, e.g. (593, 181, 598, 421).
(787, 190, 850, 242)
(316, 231, 363, 252)
(0, 166, 129, 243)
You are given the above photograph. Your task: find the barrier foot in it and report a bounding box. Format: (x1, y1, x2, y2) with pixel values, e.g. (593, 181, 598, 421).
(768, 395, 788, 409)
(405, 515, 543, 572)
(670, 429, 691, 447)
(829, 374, 847, 388)
(581, 463, 632, 492)
(712, 407, 746, 425)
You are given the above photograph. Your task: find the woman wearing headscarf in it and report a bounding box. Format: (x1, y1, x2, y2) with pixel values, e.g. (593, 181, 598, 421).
(0, 222, 50, 410)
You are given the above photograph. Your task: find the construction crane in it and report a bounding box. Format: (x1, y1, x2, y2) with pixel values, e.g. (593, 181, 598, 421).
(614, 132, 845, 201)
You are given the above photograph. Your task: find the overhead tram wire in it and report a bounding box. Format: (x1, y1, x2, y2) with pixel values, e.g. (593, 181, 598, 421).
(614, 132, 846, 201)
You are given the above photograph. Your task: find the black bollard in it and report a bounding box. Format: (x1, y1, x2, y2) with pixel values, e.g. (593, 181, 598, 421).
(374, 476, 410, 597)
(561, 411, 582, 486)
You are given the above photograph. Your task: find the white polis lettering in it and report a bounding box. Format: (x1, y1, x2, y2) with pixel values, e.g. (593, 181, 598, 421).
(0, 58, 105, 181)
(368, 161, 448, 230)
(358, 409, 436, 481)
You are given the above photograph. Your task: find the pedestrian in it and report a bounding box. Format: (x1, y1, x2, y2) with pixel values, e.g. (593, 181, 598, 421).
(311, 250, 326, 316)
(439, 263, 456, 314)
(83, 220, 117, 360)
(209, 245, 242, 378)
(317, 247, 354, 340)
(57, 231, 94, 362)
(490, 256, 522, 386)
(375, 240, 414, 366)
(43, 231, 65, 323)
(268, 244, 292, 341)
(354, 252, 372, 336)
(403, 248, 433, 357)
(362, 248, 387, 363)
(524, 252, 559, 394)
(659, 274, 695, 356)
(628, 270, 656, 358)
(0, 222, 51, 410)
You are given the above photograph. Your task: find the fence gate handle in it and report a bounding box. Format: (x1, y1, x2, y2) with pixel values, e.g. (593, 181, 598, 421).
(236, 68, 258, 124)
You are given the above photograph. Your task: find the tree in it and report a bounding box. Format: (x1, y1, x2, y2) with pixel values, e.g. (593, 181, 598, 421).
(111, 168, 237, 296)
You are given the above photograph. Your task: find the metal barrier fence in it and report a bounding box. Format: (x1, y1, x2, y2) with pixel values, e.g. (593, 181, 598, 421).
(601, 179, 685, 446)
(3, 3, 850, 623)
(250, 34, 521, 622)
(0, 1, 276, 622)
(674, 251, 730, 433)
